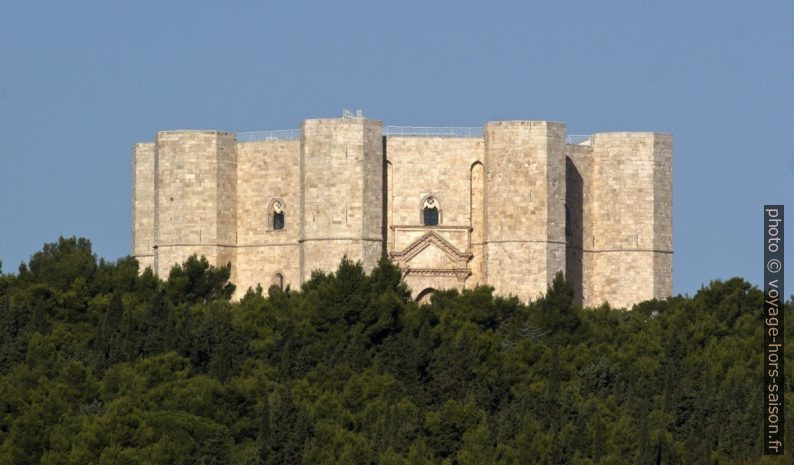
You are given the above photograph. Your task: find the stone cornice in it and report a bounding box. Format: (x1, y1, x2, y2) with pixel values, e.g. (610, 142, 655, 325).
(390, 224, 472, 231)
(401, 267, 472, 279)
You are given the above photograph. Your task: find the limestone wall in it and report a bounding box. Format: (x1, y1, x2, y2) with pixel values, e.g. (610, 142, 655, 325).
(586, 132, 673, 308)
(484, 121, 566, 302)
(385, 136, 483, 292)
(653, 135, 674, 299)
(386, 137, 483, 230)
(235, 140, 301, 295)
(300, 118, 384, 281)
(153, 131, 237, 277)
(361, 122, 385, 270)
(565, 143, 593, 305)
(469, 161, 485, 286)
(132, 142, 155, 271)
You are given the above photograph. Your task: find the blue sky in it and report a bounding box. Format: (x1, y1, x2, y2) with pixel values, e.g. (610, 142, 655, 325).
(0, 0, 791, 297)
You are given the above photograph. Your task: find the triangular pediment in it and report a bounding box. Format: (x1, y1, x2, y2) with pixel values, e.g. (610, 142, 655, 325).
(408, 241, 458, 268)
(390, 231, 472, 268)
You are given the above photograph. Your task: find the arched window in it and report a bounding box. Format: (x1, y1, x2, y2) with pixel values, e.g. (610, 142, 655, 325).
(272, 200, 285, 231)
(423, 197, 439, 226)
(272, 272, 284, 289)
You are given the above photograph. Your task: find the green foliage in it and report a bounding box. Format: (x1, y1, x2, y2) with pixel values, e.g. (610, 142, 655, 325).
(166, 255, 235, 305)
(0, 237, 791, 464)
(18, 237, 96, 292)
(535, 271, 581, 345)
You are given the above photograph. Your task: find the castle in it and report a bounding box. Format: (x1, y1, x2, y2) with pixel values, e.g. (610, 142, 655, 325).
(131, 114, 672, 308)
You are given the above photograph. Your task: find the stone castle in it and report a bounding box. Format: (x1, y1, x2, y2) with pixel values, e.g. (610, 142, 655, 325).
(131, 114, 672, 308)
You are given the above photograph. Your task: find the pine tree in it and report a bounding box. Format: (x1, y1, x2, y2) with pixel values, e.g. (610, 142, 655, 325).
(257, 397, 272, 464)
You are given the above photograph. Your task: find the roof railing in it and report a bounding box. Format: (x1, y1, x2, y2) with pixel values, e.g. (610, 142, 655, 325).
(566, 135, 592, 145)
(236, 128, 592, 144)
(237, 129, 300, 142)
(384, 126, 483, 138)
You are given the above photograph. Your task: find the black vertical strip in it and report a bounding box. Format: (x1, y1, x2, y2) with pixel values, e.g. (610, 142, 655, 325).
(381, 136, 388, 257)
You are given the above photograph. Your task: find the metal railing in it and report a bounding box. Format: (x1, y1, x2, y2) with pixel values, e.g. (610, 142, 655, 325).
(566, 135, 592, 145)
(384, 126, 483, 138)
(237, 129, 300, 142)
(235, 127, 591, 143)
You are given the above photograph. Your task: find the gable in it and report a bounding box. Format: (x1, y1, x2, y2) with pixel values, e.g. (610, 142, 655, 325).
(390, 230, 472, 272)
(406, 241, 458, 269)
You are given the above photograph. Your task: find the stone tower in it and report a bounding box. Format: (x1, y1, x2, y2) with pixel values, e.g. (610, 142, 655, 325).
(483, 121, 567, 301)
(588, 133, 672, 308)
(148, 131, 237, 277)
(131, 142, 156, 272)
(299, 118, 384, 281)
(565, 132, 673, 308)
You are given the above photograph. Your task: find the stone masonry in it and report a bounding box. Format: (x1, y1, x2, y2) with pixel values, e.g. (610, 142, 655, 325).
(132, 115, 673, 309)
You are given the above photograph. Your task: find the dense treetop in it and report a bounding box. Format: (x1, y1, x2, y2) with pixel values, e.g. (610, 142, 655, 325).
(0, 237, 791, 464)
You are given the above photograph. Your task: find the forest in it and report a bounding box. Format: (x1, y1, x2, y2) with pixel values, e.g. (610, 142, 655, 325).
(0, 237, 791, 464)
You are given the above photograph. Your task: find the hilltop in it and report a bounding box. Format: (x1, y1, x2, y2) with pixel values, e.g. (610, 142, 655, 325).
(0, 237, 789, 464)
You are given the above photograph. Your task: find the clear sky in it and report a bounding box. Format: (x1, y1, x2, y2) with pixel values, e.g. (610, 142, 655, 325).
(0, 0, 791, 297)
